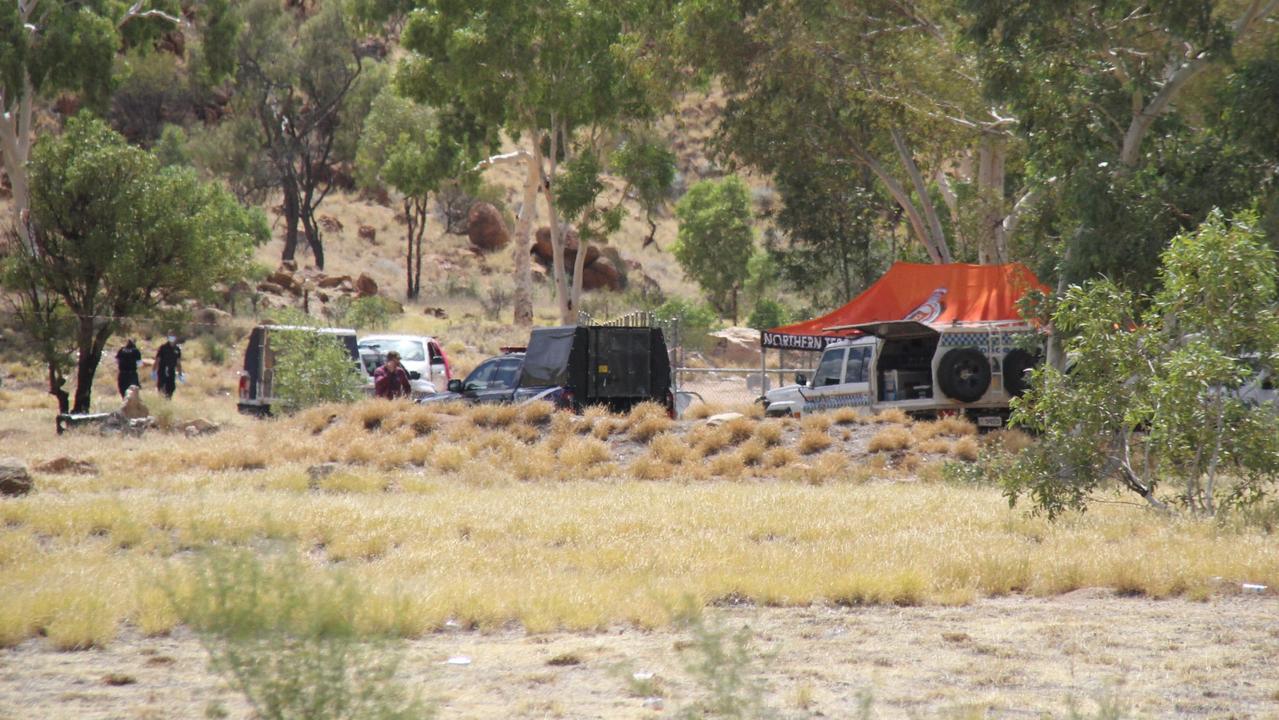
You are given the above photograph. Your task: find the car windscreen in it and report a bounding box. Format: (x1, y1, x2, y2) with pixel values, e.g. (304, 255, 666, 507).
(812, 348, 846, 386)
(360, 338, 426, 362)
(519, 326, 576, 387)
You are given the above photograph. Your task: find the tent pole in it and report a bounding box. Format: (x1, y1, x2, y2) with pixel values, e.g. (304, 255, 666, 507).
(758, 330, 767, 395)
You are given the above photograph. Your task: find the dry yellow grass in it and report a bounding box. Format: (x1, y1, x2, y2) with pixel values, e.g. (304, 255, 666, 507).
(831, 406, 867, 425)
(796, 429, 833, 455)
(872, 408, 910, 424)
(1, 380, 1274, 651)
(868, 426, 915, 453)
(3, 453, 1279, 648)
(951, 436, 980, 462)
(754, 421, 784, 446)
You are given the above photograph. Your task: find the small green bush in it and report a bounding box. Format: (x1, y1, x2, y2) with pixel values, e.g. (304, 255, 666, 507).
(672, 600, 775, 720)
(180, 550, 429, 720)
(198, 334, 228, 365)
(330, 296, 400, 331)
(746, 299, 789, 331)
(271, 329, 365, 412)
(658, 297, 719, 353)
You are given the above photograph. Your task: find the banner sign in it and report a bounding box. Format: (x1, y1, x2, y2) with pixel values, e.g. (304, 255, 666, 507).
(760, 331, 847, 351)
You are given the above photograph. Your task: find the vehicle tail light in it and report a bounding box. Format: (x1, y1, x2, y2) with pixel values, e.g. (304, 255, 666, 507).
(562, 388, 576, 411)
(238, 374, 248, 399)
(666, 390, 676, 419)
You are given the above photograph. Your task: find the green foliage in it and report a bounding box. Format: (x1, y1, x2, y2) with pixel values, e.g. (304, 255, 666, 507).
(746, 299, 789, 332)
(657, 298, 719, 352)
(269, 329, 366, 412)
(329, 296, 401, 332)
(672, 602, 775, 720)
(673, 176, 754, 318)
(180, 549, 429, 720)
(154, 124, 191, 167)
(198, 334, 228, 366)
(15, 115, 264, 412)
(1001, 211, 1279, 517)
(399, 1, 661, 136)
(109, 50, 192, 145)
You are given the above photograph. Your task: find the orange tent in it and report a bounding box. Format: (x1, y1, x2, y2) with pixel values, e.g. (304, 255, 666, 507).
(763, 262, 1049, 350)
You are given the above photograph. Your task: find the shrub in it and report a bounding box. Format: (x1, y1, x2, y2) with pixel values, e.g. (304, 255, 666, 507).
(868, 426, 913, 453)
(671, 601, 775, 719)
(271, 330, 365, 413)
(179, 550, 428, 720)
(746, 298, 790, 331)
(197, 333, 229, 366)
(1002, 211, 1279, 517)
(330, 296, 400, 331)
(797, 429, 833, 455)
(657, 297, 719, 352)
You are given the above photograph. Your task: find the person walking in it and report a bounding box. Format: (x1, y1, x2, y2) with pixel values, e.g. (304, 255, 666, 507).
(154, 335, 183, 399)
(373, 350, 412, 400)
(115, 339, 142, 398)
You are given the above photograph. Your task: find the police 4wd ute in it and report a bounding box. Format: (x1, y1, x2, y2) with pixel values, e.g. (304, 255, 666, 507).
(761, 320, 1042, 427)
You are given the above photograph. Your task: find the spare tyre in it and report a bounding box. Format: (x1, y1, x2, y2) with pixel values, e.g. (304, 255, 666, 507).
(1002, 349, 1040, 397)
(937, 348, 991, 403)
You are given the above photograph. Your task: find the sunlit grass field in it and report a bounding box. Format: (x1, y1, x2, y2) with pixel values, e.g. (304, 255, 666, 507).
(2, 396, 1276, 653)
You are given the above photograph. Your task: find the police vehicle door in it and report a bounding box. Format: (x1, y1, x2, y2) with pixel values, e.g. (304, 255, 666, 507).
(802, 345, 873, 413)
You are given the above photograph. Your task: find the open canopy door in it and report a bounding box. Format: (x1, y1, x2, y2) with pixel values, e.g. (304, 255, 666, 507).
(827, 320, 940, 342)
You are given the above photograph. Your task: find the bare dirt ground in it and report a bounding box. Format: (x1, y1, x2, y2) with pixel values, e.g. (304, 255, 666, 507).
(4, 594, 1277, 719)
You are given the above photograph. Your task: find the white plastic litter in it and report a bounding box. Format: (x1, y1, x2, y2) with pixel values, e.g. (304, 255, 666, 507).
(1242, 583, 1267, 593)
(445, 655, 472, 666)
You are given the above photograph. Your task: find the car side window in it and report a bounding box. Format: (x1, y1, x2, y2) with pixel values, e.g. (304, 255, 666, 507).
(812, 349, 846, 387)
(844, 347, 869, 384)
(465, 360, 497, 390)
(491, 358, 521, 389)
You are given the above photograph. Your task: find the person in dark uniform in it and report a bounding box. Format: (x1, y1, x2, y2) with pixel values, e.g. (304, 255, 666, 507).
(154, 335, 183, 399)
(115, 339, 142, 398)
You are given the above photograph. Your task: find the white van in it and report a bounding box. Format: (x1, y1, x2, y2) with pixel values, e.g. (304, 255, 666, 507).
(237, 325, 369, 416)
(762, 320, 1042, 427)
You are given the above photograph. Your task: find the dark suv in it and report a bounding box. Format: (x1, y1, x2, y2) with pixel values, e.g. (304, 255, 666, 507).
(421, 324, 673, 413)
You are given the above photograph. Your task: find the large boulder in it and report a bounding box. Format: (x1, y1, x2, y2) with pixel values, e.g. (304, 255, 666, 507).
(467, 203, 509, 253)
(317, 274, 352, 289)
(0, 459, 33, 496)
(267, 270, 302, 296)
(355, 273, 379, 298)
(709, 326, 764, 367)
(580, 261, 623, 291)
(194, 307, 231, 327)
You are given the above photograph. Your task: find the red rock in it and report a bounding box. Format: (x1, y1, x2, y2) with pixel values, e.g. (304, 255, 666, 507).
(355, 273, 379, 297)
(467, 203, 510, 252)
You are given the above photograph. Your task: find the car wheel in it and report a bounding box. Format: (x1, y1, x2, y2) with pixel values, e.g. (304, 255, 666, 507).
(1002, 349, 1041, 397)
(938, 348, 992, 403)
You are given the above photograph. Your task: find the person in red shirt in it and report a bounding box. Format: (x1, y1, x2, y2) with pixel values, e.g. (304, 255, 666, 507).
(373, 350, 412, 399)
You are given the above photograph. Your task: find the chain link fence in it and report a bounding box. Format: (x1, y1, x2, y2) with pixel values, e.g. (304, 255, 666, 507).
(578, 310, 818, 411)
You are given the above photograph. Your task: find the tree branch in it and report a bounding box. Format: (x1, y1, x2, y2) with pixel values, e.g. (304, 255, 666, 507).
(892, 127, 952, 262)
(117, 1, 181, 28)
(472, 150, 530, 172)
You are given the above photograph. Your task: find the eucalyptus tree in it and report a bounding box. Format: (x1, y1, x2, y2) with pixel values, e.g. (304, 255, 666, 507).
(11, 117, 265, 413)
(679, 0, 1037, 266)
(0, 0, 182, 252)
(356, 86, 492, 298)
(399, 0, 674, 324)
(965, 0, 1279, 286)
(216, 0, 369, 270)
